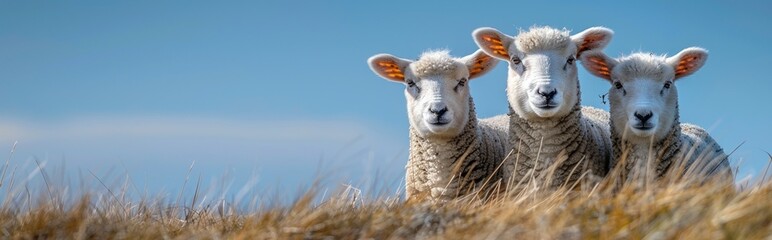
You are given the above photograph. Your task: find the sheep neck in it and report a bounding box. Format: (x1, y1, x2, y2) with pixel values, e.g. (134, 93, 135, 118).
(407, 97, 481, 199)
(507, 99, 584, 182)
(611, 105, 682, 180)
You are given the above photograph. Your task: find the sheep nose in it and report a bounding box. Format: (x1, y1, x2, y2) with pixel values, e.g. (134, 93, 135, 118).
(634, 111, 653, 123)
(537, 88, 558, 101)
(428, 104, 448, 117)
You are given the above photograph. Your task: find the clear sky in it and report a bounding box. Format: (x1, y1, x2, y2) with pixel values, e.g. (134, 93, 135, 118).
(1, 1, 770, 198)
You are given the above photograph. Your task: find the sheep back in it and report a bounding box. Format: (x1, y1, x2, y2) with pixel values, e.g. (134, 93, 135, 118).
(677, 123, 732, 179)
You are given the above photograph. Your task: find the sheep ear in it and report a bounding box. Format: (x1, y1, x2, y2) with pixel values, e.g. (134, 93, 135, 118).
(367, 54, 412, 83)
(666, 47, 708, 80)
(472, 27, 514, 60)
(580, 50, 616, 81)
(571, 27, 614, 57)
(460, 50, 498, 80)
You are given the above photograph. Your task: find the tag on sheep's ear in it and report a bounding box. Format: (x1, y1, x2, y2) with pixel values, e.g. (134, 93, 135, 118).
(571, 27, 614, 57)
(666, 47, 708, 80)
(461, 50, 498, 80)
(367, 54, 412, 83)
(472, 27, 514, 60)
(580, 50, 616, 81)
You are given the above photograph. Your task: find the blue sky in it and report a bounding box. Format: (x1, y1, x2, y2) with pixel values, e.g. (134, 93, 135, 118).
(1, 1, 770, 198)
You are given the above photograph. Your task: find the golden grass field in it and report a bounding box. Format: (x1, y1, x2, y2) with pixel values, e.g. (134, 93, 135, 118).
(0, 158, 769, 240)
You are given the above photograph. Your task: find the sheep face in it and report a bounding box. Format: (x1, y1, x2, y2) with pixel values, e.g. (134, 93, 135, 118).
(368, 50, 498, 139)
(473, 26, 613, 119)
(609, 73, 679, 141)
(581, 48, 708, 142)
(506, 49, 578, 119)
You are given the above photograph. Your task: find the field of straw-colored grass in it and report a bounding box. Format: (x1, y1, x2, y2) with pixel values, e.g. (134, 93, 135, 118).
(0, 146, 769, 239)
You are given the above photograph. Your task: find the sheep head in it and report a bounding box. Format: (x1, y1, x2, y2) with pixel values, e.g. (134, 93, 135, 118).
(581, 47, 708, 142)
(473, 26, 613, 119)
(368, 50, 498, 139)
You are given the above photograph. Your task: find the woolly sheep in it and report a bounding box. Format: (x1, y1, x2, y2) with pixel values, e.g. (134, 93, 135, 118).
(472, 26, 614, 188)
(580, 48, 733, 183)
(368, 50, 510, 201)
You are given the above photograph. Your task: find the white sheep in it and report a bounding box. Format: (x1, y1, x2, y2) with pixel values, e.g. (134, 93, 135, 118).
(579, 47, 733, 183)
(368, 50, 510, 200)
(472, 26, 614, 188)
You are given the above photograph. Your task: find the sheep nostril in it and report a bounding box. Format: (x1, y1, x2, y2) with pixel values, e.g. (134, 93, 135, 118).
(429, 107, 448, 117)
(436, 107, 448, 116)
(634, 112, 653, 122)
(545, 90, 557, 100)
(538, 89, 558, 101)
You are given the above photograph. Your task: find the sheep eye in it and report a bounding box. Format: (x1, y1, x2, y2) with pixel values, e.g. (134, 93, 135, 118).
(458, 78, 467, 87)
(566, 56, 575, 65)
(511, 56, 522, 65)
(406, 79, 421, 93)
(406, 80, 416, 87)
(664, 81, 672, 89)
(454, 78, 467, 92)
(614, 82, 623, 89)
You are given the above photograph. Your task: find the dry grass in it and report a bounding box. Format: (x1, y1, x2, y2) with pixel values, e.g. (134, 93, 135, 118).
(0, 144, 770, 239)
(0, 171, 769, 239)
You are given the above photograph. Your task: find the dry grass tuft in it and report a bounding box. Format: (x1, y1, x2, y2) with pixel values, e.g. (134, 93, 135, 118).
(0, 146, 770, 239)
(0, 171, 769, 239)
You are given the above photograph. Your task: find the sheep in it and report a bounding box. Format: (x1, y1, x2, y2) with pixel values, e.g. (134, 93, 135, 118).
(367, 49, 510, 201)
(472, 26, 614, 188)
(579, 47, 733, 184)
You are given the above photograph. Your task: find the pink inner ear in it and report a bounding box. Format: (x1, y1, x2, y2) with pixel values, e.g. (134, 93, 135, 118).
(578, 34, 606, 55)
(675, 55, 701, 77)
(469, 54, 491, 77)
(480, 34, 510, 59)
(377, 60, 404, 80)
(588, 56, 611, 78)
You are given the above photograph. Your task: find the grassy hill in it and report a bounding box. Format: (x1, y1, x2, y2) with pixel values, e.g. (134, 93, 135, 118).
(1, 165, 769, 239)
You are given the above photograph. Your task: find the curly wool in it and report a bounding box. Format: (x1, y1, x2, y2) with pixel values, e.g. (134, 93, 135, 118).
(505, 100, 612, 189)
(406, 98, 510, 201)
(614, 53, 673, 83)
(411, 50, 460, 77)
(515, 26, 572, 53)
